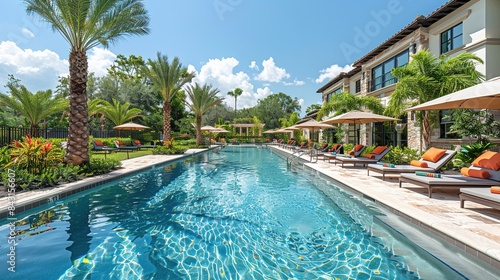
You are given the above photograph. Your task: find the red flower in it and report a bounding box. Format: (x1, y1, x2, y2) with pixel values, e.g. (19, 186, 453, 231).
(41, 142, 53, 154)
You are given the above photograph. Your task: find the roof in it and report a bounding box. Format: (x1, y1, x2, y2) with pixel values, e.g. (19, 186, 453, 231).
(352, 0, 471, 66)
(316, 67, 361, 93)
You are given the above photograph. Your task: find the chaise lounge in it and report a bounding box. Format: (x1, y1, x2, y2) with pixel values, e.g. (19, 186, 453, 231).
(459, 188, 500, 210)
(335, 145, 391, 167)
(91, 140, 118, 159)
(324, 144, 365, 163)
(399, 151, 500, 198)
(367, 148, 457, 180)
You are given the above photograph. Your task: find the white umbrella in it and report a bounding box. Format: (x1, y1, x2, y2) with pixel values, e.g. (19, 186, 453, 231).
(321, 110, 399, 144)
(293, 119, 336, 141)
(407, 76, 500, 110)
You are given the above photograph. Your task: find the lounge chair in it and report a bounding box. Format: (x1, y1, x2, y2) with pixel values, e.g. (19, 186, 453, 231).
(131, 139, 156, 149)
(324, 144, 365, 163)
(335, 146, 392, 167)
(91, 140, 117, 159)
(399, 151, 500, 198)
(459, 188, 500, 210)
(367, 148, 457, 180)
(113, 140, 139, 159)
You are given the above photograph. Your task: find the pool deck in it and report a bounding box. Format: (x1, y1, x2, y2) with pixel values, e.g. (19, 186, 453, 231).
(1, 145, 500, 272)
(270, 145, 500, 272)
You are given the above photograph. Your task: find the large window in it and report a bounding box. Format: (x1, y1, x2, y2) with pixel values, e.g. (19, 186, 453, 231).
(439, 110, 460, 139)
(371, 50, 409, 91)
(326, 87, 343, 102)
(355, 80, 361, 93)
(441, 22, 463, 54)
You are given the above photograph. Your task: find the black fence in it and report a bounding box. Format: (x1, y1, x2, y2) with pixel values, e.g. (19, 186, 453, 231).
(0, 126, 160, 146)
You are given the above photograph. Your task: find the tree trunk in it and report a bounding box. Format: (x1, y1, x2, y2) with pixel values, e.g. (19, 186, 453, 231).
(64, 50, 89, 166)
(234, 97, 237, 114)
(196, 115, 202, 146)
(422, 111, 431, 150)
(163, 100, 172, 142)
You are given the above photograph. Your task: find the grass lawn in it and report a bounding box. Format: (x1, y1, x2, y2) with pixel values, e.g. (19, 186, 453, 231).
(90, 149, 154, 161)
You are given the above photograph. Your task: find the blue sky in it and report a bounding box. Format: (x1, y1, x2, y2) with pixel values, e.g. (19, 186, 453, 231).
(0, 0, 448, 117)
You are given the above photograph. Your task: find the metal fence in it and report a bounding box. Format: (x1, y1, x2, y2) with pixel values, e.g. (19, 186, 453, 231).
(0, 126, 147, 146)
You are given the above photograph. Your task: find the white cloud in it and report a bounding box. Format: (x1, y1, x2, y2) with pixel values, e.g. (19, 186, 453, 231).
(0, 41, 68, 91)
(255, 57, 290, 83)
(315, 64, 354, 83)
(249, 61, 259, 71)
(21, 28, 34, 38)
(283, 79, 305, 86)
(88, 47, 116, 77)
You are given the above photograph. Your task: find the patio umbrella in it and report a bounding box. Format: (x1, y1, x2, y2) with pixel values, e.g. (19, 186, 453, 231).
(201, 126, 221, 145)
(113, 122, 151, 137)
(321, 110, 399, 144)
(293, 119, 336, 141)
(407, 76, 500, 110)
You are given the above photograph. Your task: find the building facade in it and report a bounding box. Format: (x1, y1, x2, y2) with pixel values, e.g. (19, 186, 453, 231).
(317, 0, 500, 150)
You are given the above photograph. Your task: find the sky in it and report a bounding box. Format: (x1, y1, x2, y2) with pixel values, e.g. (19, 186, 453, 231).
(0, 0, 450, 117)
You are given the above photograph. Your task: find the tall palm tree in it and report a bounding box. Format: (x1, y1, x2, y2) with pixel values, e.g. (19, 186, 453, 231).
(227, 87, 243, 115)
(98, 98, 142, 126)
(144, 52, 194, 141)
(317, 91, 384, 119)
(0, 84, 67, 135)
(185, 83, 223, 145)
(24, 0, 150, 165)
(385, 49, 484, 149)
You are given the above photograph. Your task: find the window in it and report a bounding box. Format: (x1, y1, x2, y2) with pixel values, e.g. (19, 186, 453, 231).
(355, 80, 361, 93)
(441, 22, 463, 54)
(439, 110, 460, 139)
(326, 87, 343, 102)
(371, 50, 409, 91)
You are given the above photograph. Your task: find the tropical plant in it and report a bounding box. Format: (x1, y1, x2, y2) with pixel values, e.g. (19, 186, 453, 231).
(452, 141, 495, 169)
(185, 83, 223, 145)
(0, 83, 67, 135)
(227, 87, 243, 114)
(6, 135, 62, 175)
(447, 109, 500, 144)
(144, 52, 194, 141)
(383, 146, 421, 165)
(98, 98, 142, 126)
(255, 92, 301, 129)
(317, 91, 384, 120)
(385, 49, 484, 149)
(25, 0, 150, 165)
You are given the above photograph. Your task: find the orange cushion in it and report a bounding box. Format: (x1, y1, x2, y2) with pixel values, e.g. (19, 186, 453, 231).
(460, 167, 490, 179)
(421, 147, 446, 163)
(472, 151, 500, 171)
(94, 140, 104, 146)
(410, 160, 428, 168)
(491, 187, 500, 194)
(332, 144, 340, 151)
(354, 144, 363, 152)
(348, 151, 355, 156)
(133, 140, 141, 146)
(363, 153, 375, 159)
(116, 140, 126, 146)
(372, 146, 387, 155)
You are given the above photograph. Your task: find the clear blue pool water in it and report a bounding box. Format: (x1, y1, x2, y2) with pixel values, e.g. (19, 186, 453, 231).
(0, 147, 467, 279)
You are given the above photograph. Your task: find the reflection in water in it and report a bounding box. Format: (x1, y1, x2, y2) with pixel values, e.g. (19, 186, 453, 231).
(15, 209, 57, 239)
(65, 196, 92, 263)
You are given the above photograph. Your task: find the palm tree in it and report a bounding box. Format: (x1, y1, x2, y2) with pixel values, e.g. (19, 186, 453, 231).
(185, 83, 223, 145)
(385, 49, 484, 149)
(24, 0, 150, 165)
(0, 84, 67, 136)
(227, 87, 243, 114)
(98, 98, 142, 126)
(144, 52, 194, 141)
(317, 91, 384, 119)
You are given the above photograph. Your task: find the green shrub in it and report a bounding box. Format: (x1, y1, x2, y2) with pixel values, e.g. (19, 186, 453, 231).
(452, 141, 495, 170)
(81, 158, 122, 176)
(152, 146, 187, 155)
(384, 146, 421, 164)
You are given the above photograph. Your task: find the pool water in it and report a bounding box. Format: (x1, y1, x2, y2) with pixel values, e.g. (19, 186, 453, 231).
(0, 147, 466, 279)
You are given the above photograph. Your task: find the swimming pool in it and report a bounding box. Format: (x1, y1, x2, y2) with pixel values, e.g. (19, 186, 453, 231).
(0, 147, 476, 279)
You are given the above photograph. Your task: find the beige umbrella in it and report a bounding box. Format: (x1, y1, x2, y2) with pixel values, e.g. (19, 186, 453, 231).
(113, 122, 151, 137)
(321, 110, 399, 144)
(408, 76, 500, 111)
(293, 119, 336, 141)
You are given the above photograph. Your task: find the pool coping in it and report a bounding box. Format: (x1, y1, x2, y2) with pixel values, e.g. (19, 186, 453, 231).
(269, 146, 500, 273)
(0, 148, 211, 219)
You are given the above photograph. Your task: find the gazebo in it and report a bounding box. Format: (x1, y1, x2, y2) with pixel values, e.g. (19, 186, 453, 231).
(231, 123, 265, 136)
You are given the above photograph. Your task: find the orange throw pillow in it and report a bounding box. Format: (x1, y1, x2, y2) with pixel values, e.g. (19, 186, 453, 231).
(116, 140, 126, 146)
(421, 147, 446, 163)
(348, 151, 355, 156)
(354, 144, 363, 152)
(372, 146, 387, 155)
(460, 167, 491, 179)
(94, 140, 104, 146)
(332, 144, 340, 151)
(410, 160, 428, 168)
(363, 153, 375, 159)
(133, 140, 141, 146)
(491, 187, 500, 194)
(472, 151, 500, 171)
